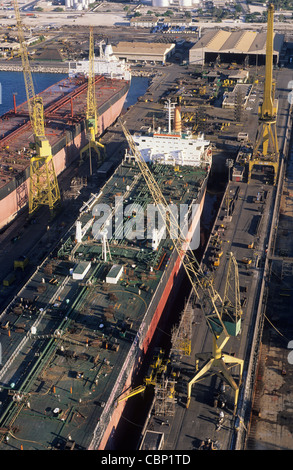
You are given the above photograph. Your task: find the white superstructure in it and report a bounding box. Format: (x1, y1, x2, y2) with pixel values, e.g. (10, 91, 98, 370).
(127, 100, 212, 168)
(68, 42, 131, 81)
(133, 132, 211, 167)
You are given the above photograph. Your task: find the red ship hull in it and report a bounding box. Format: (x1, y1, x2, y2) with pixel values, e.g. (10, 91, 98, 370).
(0, 76, 130, 229)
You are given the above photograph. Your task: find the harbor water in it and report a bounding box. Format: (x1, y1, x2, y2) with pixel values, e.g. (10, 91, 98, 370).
(0, 71, 67, 115)
(0, 72, 149, 116)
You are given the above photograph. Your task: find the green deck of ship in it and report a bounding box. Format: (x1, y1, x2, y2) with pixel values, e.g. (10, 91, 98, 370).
(0, 159, 208, 450)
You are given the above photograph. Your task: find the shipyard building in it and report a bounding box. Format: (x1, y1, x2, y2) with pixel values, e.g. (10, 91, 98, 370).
(189, 29, 284, 66)
(111, 42, 176, 64)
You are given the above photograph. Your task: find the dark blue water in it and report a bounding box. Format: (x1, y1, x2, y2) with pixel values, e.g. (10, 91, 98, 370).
(0, 71, 67, 115)
(124, 76, 150, 108)
(0, 72, 149, 116)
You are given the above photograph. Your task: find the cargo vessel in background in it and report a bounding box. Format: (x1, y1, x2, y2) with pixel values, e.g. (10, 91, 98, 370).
(0, 99, 212, 450)
(0, 44, 131, 229)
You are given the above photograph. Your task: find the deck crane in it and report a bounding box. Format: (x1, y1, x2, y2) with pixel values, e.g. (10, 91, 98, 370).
(115, 349, 170, 405)
(248, 3, 279, 184)
(119, 118, 244, 414)
(13, 0, 60, 216)
(80, 27, 105, 174)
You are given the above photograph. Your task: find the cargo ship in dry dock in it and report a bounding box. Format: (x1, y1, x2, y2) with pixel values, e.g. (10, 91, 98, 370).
(0, 44, 131, 230)
(0, 102, 212, 450)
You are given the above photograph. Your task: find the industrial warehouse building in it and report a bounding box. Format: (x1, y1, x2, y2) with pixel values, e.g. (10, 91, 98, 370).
(111, 42, 176, 65)
(189, 29, 284, 66)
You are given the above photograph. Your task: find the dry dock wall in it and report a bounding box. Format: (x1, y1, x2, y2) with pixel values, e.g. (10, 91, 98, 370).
(235, 103, 293, 450)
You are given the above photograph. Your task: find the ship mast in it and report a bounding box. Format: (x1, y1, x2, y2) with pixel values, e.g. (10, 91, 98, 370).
(164, 99, 182, 135)
(164, 99, 176, 134)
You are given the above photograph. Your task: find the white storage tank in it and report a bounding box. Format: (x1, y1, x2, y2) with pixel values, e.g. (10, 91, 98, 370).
(179, 0, 193, 6)
(152, 0, 169, 7)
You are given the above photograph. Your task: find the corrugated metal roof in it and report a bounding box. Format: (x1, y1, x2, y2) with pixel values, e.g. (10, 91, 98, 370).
(249, 32, 267, 52)
(112, 42, 175, 55)
(206, 30, 231, 51)
(235, 31, 258, 52)
(220, 30, 244, 52)
(191, 30, 283, 55)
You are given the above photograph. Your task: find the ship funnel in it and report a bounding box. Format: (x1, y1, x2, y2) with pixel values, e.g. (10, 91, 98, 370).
(105, 44, 113, 58)
(174, 105, 182, 134)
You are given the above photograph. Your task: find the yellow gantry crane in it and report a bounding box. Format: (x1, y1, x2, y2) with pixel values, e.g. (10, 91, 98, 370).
(119, 118, 243, 414)
(189, 252, 243, 411)
(13, 0, 60, 216)
(248, 3, 279, 184)
(116, 349, 169, 405)
(80, 27, 105, 174)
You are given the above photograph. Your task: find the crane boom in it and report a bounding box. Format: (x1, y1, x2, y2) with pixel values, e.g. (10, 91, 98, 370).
(261, 3, 275, 119)
(87, 26, 97, 138)
(14, 0, 45, 137)
(248, 3, 279, 184)
(220, 252, 242, 327)
(13, 0, 60, 216)
(80, 27, 105, 171)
